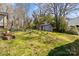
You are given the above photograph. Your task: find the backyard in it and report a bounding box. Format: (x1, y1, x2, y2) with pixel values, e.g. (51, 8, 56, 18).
(0, 3, 79, 56)
(0, 30, 79, 56)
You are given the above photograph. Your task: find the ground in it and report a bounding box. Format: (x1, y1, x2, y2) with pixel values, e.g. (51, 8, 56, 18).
(0, 30, 79, 56)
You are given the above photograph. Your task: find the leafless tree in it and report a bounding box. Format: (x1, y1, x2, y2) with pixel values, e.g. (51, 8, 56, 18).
(12, 3, 30, 30)
(36, 3, 79, 31)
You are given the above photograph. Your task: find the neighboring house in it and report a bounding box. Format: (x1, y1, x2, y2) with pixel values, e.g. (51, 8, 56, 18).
(68, 17, 79, 27)
(67, 17, 79, 34)
(39, 24, 53, 31)
(0, 12, 8, 28)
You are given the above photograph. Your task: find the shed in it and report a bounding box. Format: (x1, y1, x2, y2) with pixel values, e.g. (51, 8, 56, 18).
(39, 24, 53, 31)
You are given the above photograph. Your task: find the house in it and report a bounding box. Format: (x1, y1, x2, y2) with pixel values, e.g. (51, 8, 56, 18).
(39, 24, 53, 31)
(0, 12, 8, 28)
(67, 17, 79, 34)
(68, 17, 79, 27)
(68, 17, 79, 30)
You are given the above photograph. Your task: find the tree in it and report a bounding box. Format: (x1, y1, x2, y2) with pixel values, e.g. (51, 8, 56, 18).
(32, 10, 43, 29)
(36, 3, 79, 32)
(12, 3, 30, 30)
(0, 3, 14, 30)
(32, 10, 55, 30)
(49, 3, 79, 32)
(59, 16, 68, 32)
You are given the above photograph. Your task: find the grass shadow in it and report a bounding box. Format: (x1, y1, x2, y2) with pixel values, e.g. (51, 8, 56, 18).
(48, 39, 79, 56)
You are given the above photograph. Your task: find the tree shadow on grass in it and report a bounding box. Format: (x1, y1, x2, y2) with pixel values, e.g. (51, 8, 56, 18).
(48, 39, 79, 56)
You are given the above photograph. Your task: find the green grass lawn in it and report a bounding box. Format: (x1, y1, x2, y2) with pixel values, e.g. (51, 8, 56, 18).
(0, 30, 79, 56)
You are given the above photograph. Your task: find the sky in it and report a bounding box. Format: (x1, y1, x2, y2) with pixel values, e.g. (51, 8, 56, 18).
(28, 4, 38, 17)
(28, 4, 79, 18)
(12, 3, 79, 18)
(12, 3, 38, 17)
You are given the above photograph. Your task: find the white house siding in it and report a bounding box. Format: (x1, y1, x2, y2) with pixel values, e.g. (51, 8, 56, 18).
(0, 12, 8, 28)
(68, 17, 79, 26)
(0, 16, 4, 26)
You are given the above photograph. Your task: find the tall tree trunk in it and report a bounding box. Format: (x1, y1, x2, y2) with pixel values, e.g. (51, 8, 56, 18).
(55, 15, 60, 32)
